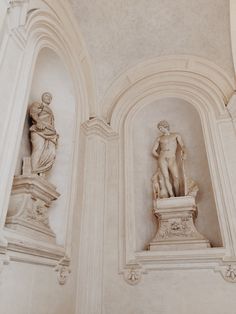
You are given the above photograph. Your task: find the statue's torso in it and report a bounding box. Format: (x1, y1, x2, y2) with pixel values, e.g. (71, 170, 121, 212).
(29, 102, 58, 141)
(159, 133, 178, 159)
(36, 104, 54, 127)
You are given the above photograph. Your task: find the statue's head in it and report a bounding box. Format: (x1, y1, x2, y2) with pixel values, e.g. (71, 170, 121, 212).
(42, 92, 52, 105)
(157, 120, 170, 133)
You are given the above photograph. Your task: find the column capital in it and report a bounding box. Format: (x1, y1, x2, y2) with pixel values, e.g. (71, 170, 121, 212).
(7, 0, 30, 30)
(81, 117, 118, 141)
(8, 0, 29, 7)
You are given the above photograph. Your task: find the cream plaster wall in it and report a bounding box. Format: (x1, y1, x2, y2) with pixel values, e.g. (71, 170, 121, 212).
(0, 260, 76, 314)
(1, 1, 236, 314)
(132, 98, 222, 250)
(103, 264, 236, 314)
(72, 0, 235, 103)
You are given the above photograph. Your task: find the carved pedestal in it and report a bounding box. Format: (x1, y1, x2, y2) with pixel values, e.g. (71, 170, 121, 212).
(6, 175, 60, 243)
(149, 196, 210, 251)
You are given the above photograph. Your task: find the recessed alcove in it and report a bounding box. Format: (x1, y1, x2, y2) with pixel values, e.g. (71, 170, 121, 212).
(132, 98, 223, 251)
(11, 48, 76, 246)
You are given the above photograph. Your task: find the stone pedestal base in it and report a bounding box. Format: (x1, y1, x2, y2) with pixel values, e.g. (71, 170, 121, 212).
(149, 196, 210, 251)
(6, 175, 60, 243)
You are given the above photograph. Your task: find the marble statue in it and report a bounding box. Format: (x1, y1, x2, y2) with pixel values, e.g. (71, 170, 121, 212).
(6, 93, 60, 243)
(149, 120, 210, 250)
(29, 92, 59, 175)
(152, 120, 186, 198)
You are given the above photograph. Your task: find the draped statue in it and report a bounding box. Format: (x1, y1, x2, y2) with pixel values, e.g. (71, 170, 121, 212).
(6, 92, 60, 243)
(29, 92, 59, 175)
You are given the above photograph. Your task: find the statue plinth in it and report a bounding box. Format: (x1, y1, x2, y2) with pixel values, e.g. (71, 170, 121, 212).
(149, 196, 210, 251)
(6, 174, 60, 243)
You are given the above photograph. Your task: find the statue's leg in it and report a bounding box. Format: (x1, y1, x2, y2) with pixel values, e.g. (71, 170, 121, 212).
(158, 171, 168, 198)
(169, 158, 179, 196)
(159, 158, 174, 197)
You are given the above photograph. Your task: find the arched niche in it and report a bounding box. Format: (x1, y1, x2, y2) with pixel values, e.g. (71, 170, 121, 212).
(13, 47, 76, 246)
(106, 55, 236, 271)
(132, 97, 223, 250)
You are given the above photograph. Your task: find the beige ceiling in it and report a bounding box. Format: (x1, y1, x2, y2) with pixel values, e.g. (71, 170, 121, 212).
(71, 0, 234, 103)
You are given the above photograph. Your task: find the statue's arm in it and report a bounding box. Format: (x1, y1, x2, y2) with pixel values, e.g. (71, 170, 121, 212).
(29, 103, 44, 130)
(152, 138, 160, 158)
(176, 134, 186, 159)
(29, 103, 40, 121)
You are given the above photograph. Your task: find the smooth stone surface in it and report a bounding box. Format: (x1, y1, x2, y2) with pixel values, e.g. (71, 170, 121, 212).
(6, 173, 60, 243)
(149, 196, 210, 250)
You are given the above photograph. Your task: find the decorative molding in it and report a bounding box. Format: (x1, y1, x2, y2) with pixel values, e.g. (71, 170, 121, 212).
(8, 0, 29, 6)
(7, 0, 29, 30)
(135, 248, 226, 270)
(101, 55, 235, 123)
(150, 196, 210, 251)
(224, 265, 236, 282)
(5, 172, 60, 243)
(3, 228, 69, 266)
(122, 266, 147, 286)
(81, 117, 118, 141)
(215, 262, 236, 283)
(226, 92, 236, 120)
(0, 231, 71, 282)
(0, 232, 10, 273)
(54, 257, 71, 285)
(0, 254, 10, 275)
(225, 92, 236, 136)
(0, 232, 8, 255)
(10, 27, 27, 49)
(109, 55, 236, 277)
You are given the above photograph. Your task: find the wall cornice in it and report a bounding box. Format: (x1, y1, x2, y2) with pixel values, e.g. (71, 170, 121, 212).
(101, 55, 235, 125)
(81, 118, 118, 141)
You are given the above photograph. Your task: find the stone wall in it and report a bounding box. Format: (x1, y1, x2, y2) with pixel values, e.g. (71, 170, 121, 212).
(0, 1, 236, 314)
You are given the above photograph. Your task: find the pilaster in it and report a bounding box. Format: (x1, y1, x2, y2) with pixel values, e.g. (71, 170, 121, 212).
(219, 92, 236, 255)
(75, 118, 118, 314)
(0, 0, 30, 257)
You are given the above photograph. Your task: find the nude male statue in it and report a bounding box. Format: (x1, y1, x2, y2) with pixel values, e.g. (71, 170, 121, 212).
(152, 120, 186, 198)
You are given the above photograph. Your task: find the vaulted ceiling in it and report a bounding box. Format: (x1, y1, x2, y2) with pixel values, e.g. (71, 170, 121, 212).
(71, 0, 234, 102)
